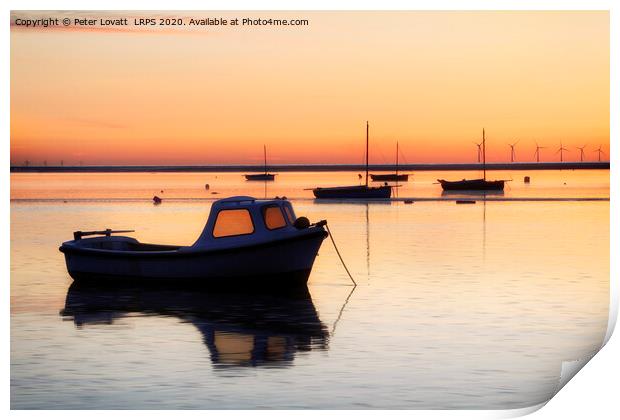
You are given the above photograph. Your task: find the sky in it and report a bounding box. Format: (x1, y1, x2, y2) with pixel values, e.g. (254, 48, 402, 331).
(10, 11, 609, 165)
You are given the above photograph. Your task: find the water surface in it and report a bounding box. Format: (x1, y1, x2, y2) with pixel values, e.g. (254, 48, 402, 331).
(11, 171, 609, 409)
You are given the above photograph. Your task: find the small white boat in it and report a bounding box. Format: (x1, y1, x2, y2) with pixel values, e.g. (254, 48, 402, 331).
(59, 196, 327, 288)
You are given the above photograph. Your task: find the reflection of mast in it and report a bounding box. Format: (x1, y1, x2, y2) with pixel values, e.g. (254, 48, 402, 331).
(366, 203, 370, 278)
(483, 196, 487, 261)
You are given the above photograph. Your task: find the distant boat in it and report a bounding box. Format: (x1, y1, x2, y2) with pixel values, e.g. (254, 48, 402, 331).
(438, 178, 504, 191)
(59, 196, 327, 288)
(438, 129, 506, 191)
(245, 145, 276, 181)
(370, 141, 409, 182)
(313, 122, 391, 199)
(369, 173, 408, 182)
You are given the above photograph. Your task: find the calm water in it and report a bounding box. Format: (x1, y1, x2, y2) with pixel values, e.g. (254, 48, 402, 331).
(11, 171, 609, 409)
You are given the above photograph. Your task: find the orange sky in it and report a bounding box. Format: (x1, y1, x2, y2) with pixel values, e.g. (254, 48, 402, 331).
(10, 11, 609, 165)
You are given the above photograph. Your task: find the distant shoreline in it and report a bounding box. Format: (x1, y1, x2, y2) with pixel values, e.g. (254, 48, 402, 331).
(10, 162, 610, 173)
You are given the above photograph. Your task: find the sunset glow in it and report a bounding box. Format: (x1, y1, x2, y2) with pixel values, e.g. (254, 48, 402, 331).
(10, 11, 609, 165)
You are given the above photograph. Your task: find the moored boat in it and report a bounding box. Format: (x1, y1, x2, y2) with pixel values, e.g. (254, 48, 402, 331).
(59, 196, 327, 287)
(370, 141, 410, 182)
(438, 129, 507, 191)
(313, 121, 392, 199)
(244, 173, 276, 181)
(370, 173, 409, 182)
(313, 185, 392, 199)
(245, 145, 277, 181)
(438, 178, 505, 191)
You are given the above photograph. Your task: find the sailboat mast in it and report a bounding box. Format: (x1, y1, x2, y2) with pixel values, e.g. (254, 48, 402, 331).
(263, 144, 267, 175)
(396, 141, 399, 179)
(365, 121, 369, 187)
(482, 128, 486, 181)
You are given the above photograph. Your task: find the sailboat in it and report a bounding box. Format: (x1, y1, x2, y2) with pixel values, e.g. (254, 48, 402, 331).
(370, 141, 409, 182)
(437, 129, 506, 191)
(245, 145, 276, 181)
(313, 122, 392, 199)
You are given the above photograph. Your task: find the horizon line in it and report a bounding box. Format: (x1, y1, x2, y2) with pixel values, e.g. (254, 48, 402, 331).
(10, 161, 610, 173)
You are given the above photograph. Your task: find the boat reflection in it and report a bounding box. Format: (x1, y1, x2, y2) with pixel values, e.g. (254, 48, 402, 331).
(60, 281, 329, 368)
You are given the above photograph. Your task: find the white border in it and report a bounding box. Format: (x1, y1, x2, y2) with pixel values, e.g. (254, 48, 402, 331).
(3, 1, 617, 419)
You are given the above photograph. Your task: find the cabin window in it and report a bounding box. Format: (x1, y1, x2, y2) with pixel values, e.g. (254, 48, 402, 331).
(212, 209, 255, 238)
(283, 205, 295, 224)
(263, 205, 287, 230)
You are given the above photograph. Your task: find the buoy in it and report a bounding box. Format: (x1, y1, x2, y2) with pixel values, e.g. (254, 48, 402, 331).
(205, 184, 210, 190)
(524, 176, 530, 183)
(153, 196, 162, 204)
(404, 200, 414, 204)
(211, 191, 219, 194)
(160, 190, 164, 193)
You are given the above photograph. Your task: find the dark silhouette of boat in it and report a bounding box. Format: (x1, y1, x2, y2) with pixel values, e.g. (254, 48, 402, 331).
(438, 129, 506, 191)
(59, 197, 327, 288)
(60, 281, 328, 368)
(244, 174, 275, 181)
(244, 145, 276, 181)
(370, 141, 409, 182)
(312, 184, 391, 199)
(370, 173, 408, 182)
(438, 178, 504, 191)
(441, 189, 504, 197)
(313, 122, 391, 199)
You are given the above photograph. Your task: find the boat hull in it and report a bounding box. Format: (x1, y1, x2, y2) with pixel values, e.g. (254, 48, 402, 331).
(438, 179, 505, 191)
(370, 174, 409, 181)
(245, 174, 276, 181)
(312, 185, 392, 199)
(60, 230, 327, 289)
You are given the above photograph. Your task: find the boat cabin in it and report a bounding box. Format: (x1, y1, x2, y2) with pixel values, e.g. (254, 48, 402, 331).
(191, 196, 300, 249)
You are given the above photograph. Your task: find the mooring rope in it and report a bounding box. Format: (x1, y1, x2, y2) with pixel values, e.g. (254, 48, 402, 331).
(330, 281, 357, 335)
(321, 222, 358, 336)
(325, 223, 357, 286)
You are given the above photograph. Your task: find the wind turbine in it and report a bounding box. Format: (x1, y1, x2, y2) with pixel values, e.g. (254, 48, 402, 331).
(576, 145, 586, 162)
(534, 142, 546, 163)
(473, 142, 482, 163)
(556, 142, 569, 162)
(508, 140, 519, 163)
(594, 145, 605, 162)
